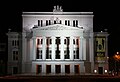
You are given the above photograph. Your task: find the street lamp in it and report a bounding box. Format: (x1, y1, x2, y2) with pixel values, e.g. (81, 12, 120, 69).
(113, 52, 120, 75)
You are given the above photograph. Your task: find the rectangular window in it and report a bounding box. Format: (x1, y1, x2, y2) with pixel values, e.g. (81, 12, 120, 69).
(73, 20, 75, 27)
(37, 39, 40, 45)
(65, 20, 67, 25)
(74, 49, 79, 59)
(46, 49, 51, 59)
(54, 20, 56, 24)
(49, 20, 51, 25)
(38, 20, 40, 26)
(36, 49, 42, 59)
(12, 40, 14, 46)
(73, 39, 75, 44)
(64, 50, 70, 59)
(76, 38, 79, 45)
(59, 20, 62, 24)
(76, 20, 78, 27)
(46, 20, 48, 26)
(46, 37, 52, 45)
(55, 37, 60, 44)
(56, 50, 60, 59)
(41, 20, 43, 27)
(68, 20, 70, 26)
(13, 51, 18, 61)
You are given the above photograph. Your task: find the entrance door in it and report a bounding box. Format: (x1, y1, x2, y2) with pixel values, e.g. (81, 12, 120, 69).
(55, 65, 61, 74)
(74, 65, 80, 74)
(98, 67, 103, 74)
(65, 65, 70, 74)
(36, 65, 42, 74)
(46, 65, 51, 74)
(13, 67, 18, 74)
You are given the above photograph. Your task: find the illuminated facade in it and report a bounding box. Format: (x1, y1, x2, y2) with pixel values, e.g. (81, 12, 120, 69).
(7, 6, 109, 75)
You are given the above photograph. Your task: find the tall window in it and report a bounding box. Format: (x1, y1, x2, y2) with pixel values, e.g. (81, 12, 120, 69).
(56, 50, 60, 59)
(12, 40, 19, 46)
(65, 20, 70, 26)
(46, 20, 48, 26)
(64, 37, 70, 59)
(38, 20, 43, 27)
(74, 48, 79, 59)
(64, 50, 70, 59)
(46, 49, 51, 59)
(73, 20, 78, 27)
(38, 20, 40, 26)
(46, 37, 52, 46)
(55, 37, 60, 59)
(13, 51, 18, 61)
(36, 49, 42, 59)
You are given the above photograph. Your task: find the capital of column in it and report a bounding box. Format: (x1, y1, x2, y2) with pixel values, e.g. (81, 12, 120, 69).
(80, 36, 83, 39)
(51, 36, 56, 39)
(60, 36, 65, 39)
(32, 37, 36, 39)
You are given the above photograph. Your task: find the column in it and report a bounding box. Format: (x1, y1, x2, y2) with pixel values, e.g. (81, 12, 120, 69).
(70, 36, 74, 60)
(51, 36, 55, 60)
(83, 37, 86, 60)
(61, 36, 64, 60)
(32, 37, 36, 60)
(42, 36, 46, 60)
(79, 37, 83, 60)
(51, 64, 55, 75)
(42, 64, 46, 74)
(61, 64, 65, 75)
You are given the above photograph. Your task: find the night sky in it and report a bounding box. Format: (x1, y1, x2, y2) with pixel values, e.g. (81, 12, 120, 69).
(0, 0, 120, 56)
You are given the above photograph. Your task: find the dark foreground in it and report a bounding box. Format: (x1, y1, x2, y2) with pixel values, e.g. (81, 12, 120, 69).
(0, 75, 120, 82)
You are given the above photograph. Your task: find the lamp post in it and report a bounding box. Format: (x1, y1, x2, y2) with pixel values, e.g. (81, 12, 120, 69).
(113, 52, 120, 75)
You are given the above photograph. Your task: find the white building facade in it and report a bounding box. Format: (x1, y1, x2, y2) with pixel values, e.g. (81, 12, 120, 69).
(7, 6, 109, 75)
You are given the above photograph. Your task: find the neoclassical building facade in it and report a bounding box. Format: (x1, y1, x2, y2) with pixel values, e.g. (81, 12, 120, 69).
(7, 6, 109, 75)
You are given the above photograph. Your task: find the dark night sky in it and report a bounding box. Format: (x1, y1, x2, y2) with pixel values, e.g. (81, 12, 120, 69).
(0, 0, 120, 56)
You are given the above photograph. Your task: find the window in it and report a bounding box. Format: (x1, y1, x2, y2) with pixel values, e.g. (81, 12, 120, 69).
(41, 20, 43, 27)
(46, 37, 52, 45)
(12, 40, 19, 46)
(74, 49, 79, 59)
(56, 50, 60, 59)
(37, 38, 43, 45)
(64, 50, 70, 59)
(38, 20, 40, 26)
(49, 20, 51, 25)
(73, 20, 78, 27)
(65, 20, 67, 25)
(76, 20, 78, 27)
(55, 37, 60, 44)
(46, 20, 48, 26)
(73, 20, 75, 27)
(13, 51, 18, 61)
(36, 65, 42, 74)
(46, 49, 51, 59)
(65, 20, 70, 26)
(36, 49, 42, 59)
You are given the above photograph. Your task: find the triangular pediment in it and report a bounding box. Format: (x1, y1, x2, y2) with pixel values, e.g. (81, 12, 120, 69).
(34, 24, 83, 30)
